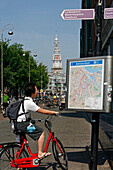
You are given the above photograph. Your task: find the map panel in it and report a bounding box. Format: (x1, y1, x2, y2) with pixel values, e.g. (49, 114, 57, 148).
(68, 59, 104, 110)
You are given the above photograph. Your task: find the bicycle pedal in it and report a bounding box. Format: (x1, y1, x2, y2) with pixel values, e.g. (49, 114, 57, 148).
(38, 154, 51, 161)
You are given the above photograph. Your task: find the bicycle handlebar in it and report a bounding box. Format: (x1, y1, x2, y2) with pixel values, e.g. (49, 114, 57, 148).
(34, 114, 61, 123)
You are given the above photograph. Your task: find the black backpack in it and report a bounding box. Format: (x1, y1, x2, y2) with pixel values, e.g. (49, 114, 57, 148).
(6, 99, 27, 121)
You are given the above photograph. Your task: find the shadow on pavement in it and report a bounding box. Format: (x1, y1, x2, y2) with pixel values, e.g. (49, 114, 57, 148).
(60, 111, 92, 124)
(66, 146, 107, 166)
(27, 162, 62, 169)
(30, 145, 107, 170)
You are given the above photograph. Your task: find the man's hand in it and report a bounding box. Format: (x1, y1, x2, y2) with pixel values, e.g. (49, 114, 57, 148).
(54, 112, 59, 116)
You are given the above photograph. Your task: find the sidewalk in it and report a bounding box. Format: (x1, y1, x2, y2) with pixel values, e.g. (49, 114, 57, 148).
(0, 111, 111, 169)
(0, 112, 7, 121)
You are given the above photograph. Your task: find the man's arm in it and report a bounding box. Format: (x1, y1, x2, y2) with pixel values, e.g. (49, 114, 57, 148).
(36, 108, 59, 116)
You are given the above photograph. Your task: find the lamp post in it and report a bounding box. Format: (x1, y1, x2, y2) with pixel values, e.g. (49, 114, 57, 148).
(40, 63, 43, 99)
(23, 50, 37, 83)
(28, 51, 31, 83)
(40, 64, 48, 99)
(0, 24, 14, 111)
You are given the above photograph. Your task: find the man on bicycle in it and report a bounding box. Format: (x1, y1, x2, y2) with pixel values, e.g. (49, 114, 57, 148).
(15, 82, 59, 160)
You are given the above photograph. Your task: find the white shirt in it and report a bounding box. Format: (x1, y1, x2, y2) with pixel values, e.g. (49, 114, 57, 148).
(17, 97, 40, 122)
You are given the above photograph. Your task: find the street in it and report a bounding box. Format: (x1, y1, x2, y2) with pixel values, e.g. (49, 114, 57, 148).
(0, 109, 111, 170)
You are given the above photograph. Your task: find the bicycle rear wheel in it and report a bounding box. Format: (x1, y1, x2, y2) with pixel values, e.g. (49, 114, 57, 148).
(0, 144, 29, 170)
(52, 138, 68, 170)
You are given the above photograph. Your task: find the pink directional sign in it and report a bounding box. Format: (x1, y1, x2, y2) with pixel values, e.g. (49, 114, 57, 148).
(104, 8, 113, 19)
(61, 9, 95, 20)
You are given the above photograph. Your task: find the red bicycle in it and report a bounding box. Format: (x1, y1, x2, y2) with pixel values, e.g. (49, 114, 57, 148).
(0, 115, 68, 170)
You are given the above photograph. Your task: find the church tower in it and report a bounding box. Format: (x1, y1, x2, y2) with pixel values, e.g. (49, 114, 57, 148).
(52, 33, 62, 74)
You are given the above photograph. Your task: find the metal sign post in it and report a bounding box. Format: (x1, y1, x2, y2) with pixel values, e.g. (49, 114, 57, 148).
(90, 1, 102, 170)
(94, 1, 102, 56)
(90, 2, 113, 169)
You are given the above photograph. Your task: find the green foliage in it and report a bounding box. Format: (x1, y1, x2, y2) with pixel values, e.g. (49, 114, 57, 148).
(0, 40, 48, 93)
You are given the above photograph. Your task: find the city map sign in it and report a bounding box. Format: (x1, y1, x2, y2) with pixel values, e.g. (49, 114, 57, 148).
(66, 56, 113, 113)
(61, 9, 95, 20)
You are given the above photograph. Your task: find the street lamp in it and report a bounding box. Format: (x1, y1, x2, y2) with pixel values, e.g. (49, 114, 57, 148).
(0, 23, 14, 111)
(23, 50, 37, 82)
(36, 62, 43, 99)
(41, 63, 43, 99)
(28, 51, 31, 83)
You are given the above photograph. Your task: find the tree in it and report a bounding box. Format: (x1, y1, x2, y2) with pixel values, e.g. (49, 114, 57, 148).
(0, 40, 48, 97)
(36, 63, 48, 91)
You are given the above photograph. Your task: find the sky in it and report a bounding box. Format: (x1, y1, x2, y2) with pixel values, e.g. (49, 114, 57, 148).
(0, 0, 82, 73)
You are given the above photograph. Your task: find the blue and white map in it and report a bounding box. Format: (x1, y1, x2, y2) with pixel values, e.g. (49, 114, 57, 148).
(68, 59, 104, 110)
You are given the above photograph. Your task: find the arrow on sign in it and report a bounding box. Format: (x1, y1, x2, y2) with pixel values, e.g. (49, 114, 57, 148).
(61, 9, 95, 20)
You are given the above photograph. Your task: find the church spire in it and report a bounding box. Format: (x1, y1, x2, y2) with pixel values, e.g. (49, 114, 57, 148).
(52, 33, 62, 74)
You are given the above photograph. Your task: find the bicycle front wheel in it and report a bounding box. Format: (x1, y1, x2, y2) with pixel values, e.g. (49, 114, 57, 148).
(52, 138, 68, 170)
(0, 144, 29, 170)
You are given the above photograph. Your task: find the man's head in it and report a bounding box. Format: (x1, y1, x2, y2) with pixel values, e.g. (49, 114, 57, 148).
(4, 92, 7, 95)
(24, 83, 38, 98)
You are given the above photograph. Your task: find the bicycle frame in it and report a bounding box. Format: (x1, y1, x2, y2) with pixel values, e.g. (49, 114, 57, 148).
(11, 126, 64, 168)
